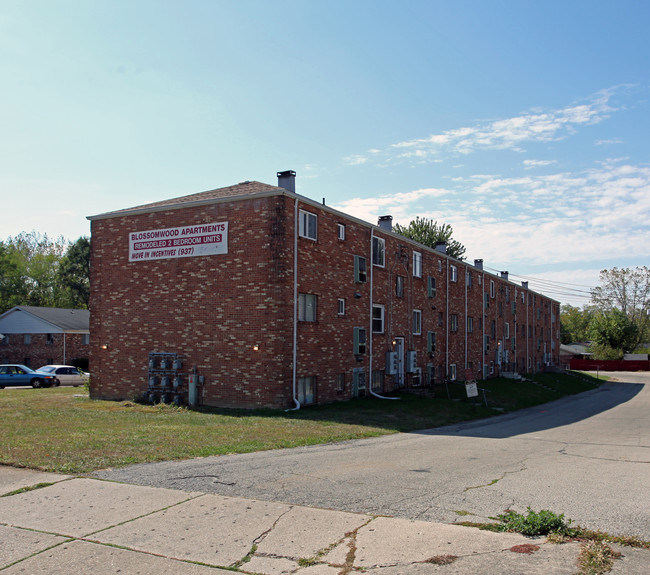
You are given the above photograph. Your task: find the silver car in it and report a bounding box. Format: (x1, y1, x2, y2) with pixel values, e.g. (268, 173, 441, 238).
(37, 365, 89, 387)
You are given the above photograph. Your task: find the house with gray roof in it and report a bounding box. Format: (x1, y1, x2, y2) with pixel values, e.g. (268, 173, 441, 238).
(0, 306, 90, 370)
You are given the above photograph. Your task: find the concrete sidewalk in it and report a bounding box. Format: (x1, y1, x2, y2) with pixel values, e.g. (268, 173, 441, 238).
(0, 467, 647, 574)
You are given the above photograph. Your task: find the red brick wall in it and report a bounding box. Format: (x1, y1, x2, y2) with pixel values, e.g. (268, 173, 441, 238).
(90, 191, 560, 408)
(90, 196, 294, 408)
(0, 333, 89, 370)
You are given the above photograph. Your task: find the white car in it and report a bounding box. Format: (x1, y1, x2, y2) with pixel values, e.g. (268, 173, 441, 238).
(37, 365, 89, 387)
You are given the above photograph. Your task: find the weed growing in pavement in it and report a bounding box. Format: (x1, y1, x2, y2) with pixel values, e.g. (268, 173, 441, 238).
(493, 507, 573, 536)
(509, 544, 540, 554)
(576, 540, 621, 575)
(1, 482, 54, 497)
(424, 554, 458, 565)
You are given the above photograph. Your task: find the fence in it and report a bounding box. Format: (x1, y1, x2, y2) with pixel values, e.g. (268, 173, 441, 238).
(569, 359, 650, 372)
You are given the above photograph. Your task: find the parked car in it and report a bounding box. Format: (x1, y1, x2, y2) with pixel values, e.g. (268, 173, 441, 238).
(37, 365, 89, 387)
(0, 364, 59, 388)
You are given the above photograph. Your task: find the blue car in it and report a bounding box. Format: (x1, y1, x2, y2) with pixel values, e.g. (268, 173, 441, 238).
(0, 364, 59, 388)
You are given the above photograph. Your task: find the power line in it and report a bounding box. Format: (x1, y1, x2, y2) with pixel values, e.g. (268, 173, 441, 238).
(481, 265, 595, 303)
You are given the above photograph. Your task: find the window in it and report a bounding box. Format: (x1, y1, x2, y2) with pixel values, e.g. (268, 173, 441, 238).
(23, 334, 31, 345)
(413, 251, 422, 278)
(298, 293, 317, 321)
(438, 260, 442, 272)
(450, 264, 458, 282)
(371, 370, 384, 392)
(297, 376, 315, 405)
(490, 280, 495, 298)
(337, 223, 346, 240)
(505, 322, 510, 339)
(450, 314, 458, 332)
(337, 298, 345, 316)
(299, 209, 317, 240)
(372, 304, 385, 333)
(396, 275, 404, 298)
(46, 334, 54, 346)
(467, 271, 472, 287)
(372, 236, 385, 267)
(353, 327, 367, 354)
(412, 309, 422, 335)
(336, 373, 345, 392)
(467, 316, 474, 333)
(427, 331, 436, 353)
(354, 256, 367, 283)
(82, 334, 90, 345)
(438, 311, 444, 326)
(449, 364, 457, 381)
(427, 276, 436, 298)
(1, 335, 8, 345)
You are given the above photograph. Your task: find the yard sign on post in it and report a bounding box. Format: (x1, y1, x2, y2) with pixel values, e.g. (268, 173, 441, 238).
(464, 368, 479, 398)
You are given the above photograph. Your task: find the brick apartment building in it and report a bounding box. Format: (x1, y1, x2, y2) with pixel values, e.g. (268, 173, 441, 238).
(0, 306, 90, 369)
(88, 171, 560, 409)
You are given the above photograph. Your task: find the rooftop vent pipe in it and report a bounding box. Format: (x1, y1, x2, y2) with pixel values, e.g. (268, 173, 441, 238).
(435, 241, 447, 254)
(378, 215, 393, 231)
(474, 259, 483, 270)
(277, 170, 296, 193)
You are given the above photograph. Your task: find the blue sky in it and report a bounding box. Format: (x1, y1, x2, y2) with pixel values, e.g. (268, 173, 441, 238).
(2, 0, 649, 307)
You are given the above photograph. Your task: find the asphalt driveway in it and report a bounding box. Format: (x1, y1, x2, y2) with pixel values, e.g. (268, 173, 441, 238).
(93, 372, 650, 539)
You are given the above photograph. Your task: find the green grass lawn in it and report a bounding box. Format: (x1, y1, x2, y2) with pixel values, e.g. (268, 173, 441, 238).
(0, 372, 601, 474)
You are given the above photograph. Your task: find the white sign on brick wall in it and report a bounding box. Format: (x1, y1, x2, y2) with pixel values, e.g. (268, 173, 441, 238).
(129, 222, 228, 262)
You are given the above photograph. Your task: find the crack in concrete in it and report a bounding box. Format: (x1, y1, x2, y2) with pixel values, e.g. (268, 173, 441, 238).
(228, 505, 295, 570)
(464, 459, 529, 492)
(169, 474, 236, 486)
(558, 447, 650, 464)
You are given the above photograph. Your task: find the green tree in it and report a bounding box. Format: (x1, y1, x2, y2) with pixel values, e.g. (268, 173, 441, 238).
(590, 266, 650, 349)
(0, 242, 26, 311)
(588, 308, 639, 357)
(57, 237, 90, 308)
(559, 304, 594, 344)
(393, 217, 466, 260)
(0, 232, 90, 313)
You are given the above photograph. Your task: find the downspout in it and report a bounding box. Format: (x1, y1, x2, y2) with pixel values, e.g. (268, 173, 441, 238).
(526, 290, 530, 372)
(63, 333, 67, 365)
(482, 272, 486, 378)
(464, 267, 468, 370)
(445, 259, 449, 379)
(369, 228, 399, 400)
(288, 197, 301, 411)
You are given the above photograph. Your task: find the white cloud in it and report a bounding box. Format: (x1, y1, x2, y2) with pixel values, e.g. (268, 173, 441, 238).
(344, 155, 368, 166)
(333, 162, 650, 277)
(523, 159, 557, 168)
(353, 90, 617, 165)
